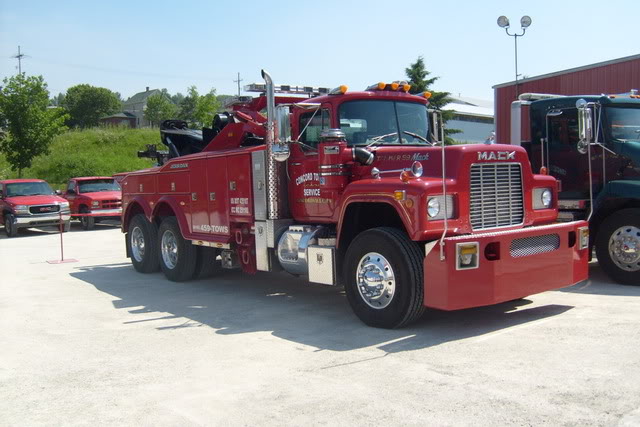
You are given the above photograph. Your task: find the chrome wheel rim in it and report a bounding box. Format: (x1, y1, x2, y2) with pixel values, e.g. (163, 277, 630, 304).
(356, 252, 396, 309)
(161, 229, 178, 269)
(130, 226, 145, 263)
(608, 225, 640, 272)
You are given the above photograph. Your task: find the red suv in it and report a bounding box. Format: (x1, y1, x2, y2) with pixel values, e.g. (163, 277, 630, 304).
(63, 176, 122, 230)
(0, 179, 71, 237)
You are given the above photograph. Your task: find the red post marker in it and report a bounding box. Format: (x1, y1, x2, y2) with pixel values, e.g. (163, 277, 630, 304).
(47, 212, 77, 264)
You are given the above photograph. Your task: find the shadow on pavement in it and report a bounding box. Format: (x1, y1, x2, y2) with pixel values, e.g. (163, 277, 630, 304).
(560, 262, 640, 297)
(70, 263, 574, 353)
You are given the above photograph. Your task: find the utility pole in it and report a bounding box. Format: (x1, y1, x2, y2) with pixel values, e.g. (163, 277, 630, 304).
(233, 72, 243, 96)
(12, 46, 27, 74)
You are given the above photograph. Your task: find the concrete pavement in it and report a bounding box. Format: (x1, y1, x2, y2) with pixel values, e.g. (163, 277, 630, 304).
(1, 225, 639, 425)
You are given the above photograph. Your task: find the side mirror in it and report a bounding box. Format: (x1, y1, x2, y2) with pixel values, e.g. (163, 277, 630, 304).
(272, 104, 291, 162)
(429, 110, 444, 144)
(55, 190, 62, 195)
(576, 99, 592, 154)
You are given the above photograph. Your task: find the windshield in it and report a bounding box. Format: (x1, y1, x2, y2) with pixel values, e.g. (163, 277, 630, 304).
(5, 182, 54, 197)
(78, 179, 121, 193)
(338, 100, 429, 145)
(606, 106, 640, 141)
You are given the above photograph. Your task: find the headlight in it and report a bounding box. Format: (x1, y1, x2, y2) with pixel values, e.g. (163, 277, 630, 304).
(541, 189, 552, 208)
(92, 201, 100, 208)
(427, 195, 455, 220)
(533, 188, 553, 209)
(427, 197, 440, 218)
(14, 205, 29, 214)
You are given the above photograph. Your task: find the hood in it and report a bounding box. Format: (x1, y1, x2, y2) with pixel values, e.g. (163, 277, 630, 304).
(76, 190, 122, 201)
(368, 143, 532, 179)
(5, 194, 68, 206)
(611, 140, 640, 166)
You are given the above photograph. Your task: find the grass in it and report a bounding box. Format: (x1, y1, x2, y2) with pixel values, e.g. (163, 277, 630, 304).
(0, 127, 159, 190)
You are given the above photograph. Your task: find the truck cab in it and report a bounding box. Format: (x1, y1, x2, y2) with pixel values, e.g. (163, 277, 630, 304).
(120, 71, 589, 328)
(511, 91, 640, 284)
(63, 176, 122, 230)
(0, 179, 71, 237)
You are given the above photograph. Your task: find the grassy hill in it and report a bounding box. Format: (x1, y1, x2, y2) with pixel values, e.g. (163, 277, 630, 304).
(0, 127, 159, 189)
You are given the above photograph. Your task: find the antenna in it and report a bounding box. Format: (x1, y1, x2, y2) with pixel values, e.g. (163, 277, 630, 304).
(11, 46, 29, 74)
(233, 72, 243, 96)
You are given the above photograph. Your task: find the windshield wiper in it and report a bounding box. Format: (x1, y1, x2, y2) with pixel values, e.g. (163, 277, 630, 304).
(402, 131, 428, 142)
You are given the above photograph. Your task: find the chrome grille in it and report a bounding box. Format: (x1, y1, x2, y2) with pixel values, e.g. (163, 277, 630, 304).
(29, 204, 60, 214)
(470, 163, 524, 230)
(101, 199, 121, 209)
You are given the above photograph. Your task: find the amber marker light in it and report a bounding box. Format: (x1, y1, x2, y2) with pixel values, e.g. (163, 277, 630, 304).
(540, 166, 548, 175)
(377, 82, 386, 90)
(402, 84, 411, 92)
(423, 91, 432, 99)
(390, 82, 399, 90)
(393, 190, 406, 201)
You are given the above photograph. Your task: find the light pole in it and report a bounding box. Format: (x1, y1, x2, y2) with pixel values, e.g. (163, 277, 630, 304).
(497, 15, 532, 98)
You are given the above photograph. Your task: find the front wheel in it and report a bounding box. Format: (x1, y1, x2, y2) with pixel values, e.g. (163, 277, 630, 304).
(158, 216, 197, 282)
(595, 209, 640, 285)
(343, 227, 425, 328)
(80, 207, 95, 230)
(4, 214, 18, 238)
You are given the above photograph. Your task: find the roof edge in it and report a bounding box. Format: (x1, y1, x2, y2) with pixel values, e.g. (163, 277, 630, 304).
(492, 53, 640, 89)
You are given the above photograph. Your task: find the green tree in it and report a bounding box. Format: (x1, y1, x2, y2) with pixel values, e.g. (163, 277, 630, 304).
(177, 86, 199, 126)
(405, 56, 459, 143)
(49, 92, 65, 107)
(194, 89, 221, 128)
(144, 93, 177, 128)
(62, 84, 121, 128)
(0, 74, 67, 177)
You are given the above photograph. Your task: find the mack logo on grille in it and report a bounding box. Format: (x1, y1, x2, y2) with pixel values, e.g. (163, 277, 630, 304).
(477, 151, 516, 161)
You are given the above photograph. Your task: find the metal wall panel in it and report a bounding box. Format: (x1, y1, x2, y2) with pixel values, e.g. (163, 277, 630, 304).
(495, 57, 640, 143)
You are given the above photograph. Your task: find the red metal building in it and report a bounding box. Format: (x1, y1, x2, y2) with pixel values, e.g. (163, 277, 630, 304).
(493, 54, 640, 143)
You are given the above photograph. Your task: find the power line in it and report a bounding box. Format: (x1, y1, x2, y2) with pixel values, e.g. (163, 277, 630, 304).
(233, 72, 243, 96)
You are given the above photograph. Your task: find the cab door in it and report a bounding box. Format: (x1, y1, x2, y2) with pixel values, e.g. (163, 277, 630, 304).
(288, 107, 331, 220)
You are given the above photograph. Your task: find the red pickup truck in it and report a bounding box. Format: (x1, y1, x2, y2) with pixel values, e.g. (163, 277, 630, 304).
(0, 179, 71, 237)
(62, 176, 122, 230)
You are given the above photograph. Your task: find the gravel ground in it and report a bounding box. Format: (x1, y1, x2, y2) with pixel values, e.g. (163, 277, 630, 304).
(1, 224, 639, 426)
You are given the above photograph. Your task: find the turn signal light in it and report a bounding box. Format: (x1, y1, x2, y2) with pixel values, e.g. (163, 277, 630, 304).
(393, 190, 406, 200)
(456, 242, 479, 270)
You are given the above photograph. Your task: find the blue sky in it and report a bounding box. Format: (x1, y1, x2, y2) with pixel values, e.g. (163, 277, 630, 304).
(1, 0, 638, 102)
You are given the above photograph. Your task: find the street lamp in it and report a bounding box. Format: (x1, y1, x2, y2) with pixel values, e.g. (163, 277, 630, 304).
(497, 15, 532, 97)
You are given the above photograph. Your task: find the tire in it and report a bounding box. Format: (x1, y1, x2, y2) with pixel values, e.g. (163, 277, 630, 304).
(4, 213, 18, 238)
(127, 214, 160, 273)
(63, 220, 71, 232)
(595, 209, 640, 285)
(80, 207, 95, 230)
(158, 216, 197, 282)
(343, 227, 425, 328)
(193, 246, 222, 279)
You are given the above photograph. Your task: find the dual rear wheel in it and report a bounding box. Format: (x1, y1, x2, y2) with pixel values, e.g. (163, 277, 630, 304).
(127, 214, 221, 281)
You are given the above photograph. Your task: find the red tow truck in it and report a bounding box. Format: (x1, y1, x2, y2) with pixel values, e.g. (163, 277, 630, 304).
(62, 176, 122, 230)
(1, 179, 71, 237)
(120, 70, 590, 328)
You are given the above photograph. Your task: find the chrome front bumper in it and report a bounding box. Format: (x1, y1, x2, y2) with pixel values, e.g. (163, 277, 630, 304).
(14, 212, 71, 227)
(80, 208, 122, 217)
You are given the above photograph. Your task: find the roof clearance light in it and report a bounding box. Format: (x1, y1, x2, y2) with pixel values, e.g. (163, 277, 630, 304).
(365, 82, 387, 91)
(329, 85, 348, 95)
(390, 82, 399, 90)
(423, 91, 432, 99)
(402, 84, 411, 92)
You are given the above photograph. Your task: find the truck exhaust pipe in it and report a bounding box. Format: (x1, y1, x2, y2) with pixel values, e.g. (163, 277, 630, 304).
(261, 69, 289, 220)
